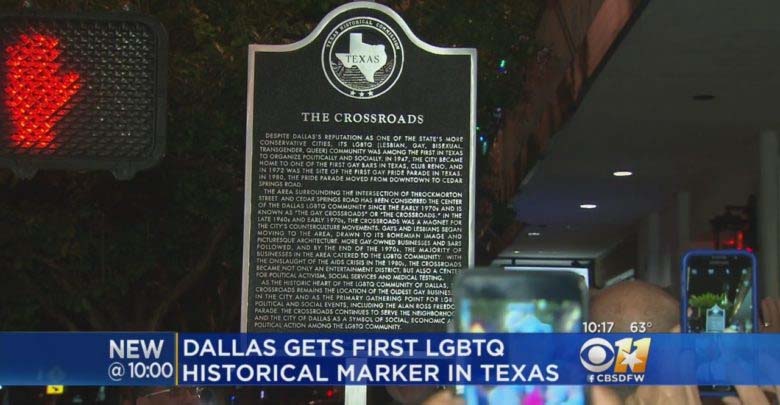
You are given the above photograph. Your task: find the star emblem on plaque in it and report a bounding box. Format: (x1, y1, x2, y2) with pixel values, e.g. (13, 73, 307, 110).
(322, 17, 404, 99)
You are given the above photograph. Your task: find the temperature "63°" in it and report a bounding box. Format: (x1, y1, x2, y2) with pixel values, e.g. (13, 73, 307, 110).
(630, 322, 653, 333)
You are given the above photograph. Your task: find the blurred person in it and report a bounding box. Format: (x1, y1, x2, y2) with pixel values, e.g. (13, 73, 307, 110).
(592, 385, 779, 405)
(589, 280, 679, 333)
(421, 281, 776, 405)
(422, 389, 464, 405)
(425, 385, 704, 405)
(590, 281, 701, 404)
(386, 385, 439, 404)
(723, 386, 768, 405)
(590, 283, 778, 404)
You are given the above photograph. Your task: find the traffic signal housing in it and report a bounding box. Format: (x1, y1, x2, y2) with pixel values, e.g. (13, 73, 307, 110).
(0, 11, 167, 179)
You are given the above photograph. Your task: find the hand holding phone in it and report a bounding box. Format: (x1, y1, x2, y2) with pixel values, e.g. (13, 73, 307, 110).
(454, 269, 587, 405)
(681, 250, 759, 396)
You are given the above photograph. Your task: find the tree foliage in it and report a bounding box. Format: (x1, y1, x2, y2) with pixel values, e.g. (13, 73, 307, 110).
(0, 0, 542, 331)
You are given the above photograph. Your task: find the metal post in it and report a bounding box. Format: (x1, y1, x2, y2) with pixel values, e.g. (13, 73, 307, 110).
(344, 357, 368, 405)
(344, 385, 367, 405)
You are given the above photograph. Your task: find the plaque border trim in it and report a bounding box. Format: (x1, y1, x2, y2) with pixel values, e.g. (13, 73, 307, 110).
(241, 0, 477, 333)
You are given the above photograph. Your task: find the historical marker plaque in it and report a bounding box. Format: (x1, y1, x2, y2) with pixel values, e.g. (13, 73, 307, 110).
(241, 2, 475, 332)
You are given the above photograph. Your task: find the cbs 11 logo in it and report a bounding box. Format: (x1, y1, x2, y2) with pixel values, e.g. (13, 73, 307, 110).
(579, 337, 651, 383)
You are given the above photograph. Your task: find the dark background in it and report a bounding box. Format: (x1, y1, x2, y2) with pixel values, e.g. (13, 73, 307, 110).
(0, 0, 543, 333)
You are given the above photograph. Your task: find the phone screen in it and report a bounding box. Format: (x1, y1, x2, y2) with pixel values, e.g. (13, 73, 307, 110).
(456, 270, 585, 405)
(683, 251, 757, 395)
(684, 253, 756, 333)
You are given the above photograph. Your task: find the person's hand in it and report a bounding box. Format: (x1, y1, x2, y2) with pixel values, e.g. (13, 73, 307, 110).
(624, 385, 702, 405)
(421, 390, 464, 405)
(590, 386, 622, 405)
(761, 298, 780, 333)
(721, 385, 772, 405)
(589, 385, 702, 405)
(761, 386, 780, 403)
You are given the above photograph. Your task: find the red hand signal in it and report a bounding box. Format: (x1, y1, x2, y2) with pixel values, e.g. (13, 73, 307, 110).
(4, 34, 81, 149)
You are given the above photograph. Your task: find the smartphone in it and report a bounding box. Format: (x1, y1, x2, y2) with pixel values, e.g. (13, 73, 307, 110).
(680, 250, 759, 396)
(454, 269, 587, 405)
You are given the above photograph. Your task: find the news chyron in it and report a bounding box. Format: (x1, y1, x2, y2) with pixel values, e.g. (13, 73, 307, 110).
(108, 337, 175, 383)
(580, 321, 653, 384)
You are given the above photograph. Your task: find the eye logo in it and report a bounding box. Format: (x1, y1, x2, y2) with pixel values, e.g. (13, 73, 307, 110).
(579, 338, 615, 372)
(580, 337, 651, 374)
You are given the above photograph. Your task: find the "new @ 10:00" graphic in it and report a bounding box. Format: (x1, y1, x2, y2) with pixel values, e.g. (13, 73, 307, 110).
(0, 333, 176, 386)
(108, 338, 175, 382)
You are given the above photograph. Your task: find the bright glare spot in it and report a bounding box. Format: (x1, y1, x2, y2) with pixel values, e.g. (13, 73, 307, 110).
(580, 204, 597, 209)
(613, 171, 633, 177)
(528, 232, 541, 237)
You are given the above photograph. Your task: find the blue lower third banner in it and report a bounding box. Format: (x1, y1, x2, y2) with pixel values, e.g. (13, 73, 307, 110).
(0, 333, 176, 385)
(1, 333, 780, 385)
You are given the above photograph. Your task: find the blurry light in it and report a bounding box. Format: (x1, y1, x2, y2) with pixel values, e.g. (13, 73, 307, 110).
(708, 269, 715, 275)
(527, 232, 541, 237)
(498, 59, 507, 73)
(326, 389, 334, 398)
(479, 135, 486, 143)
(260, 390, 265, 399)
(513, 250, 520, 254)
(579, 204, 597, 209)
(613, 171, 633, 177)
